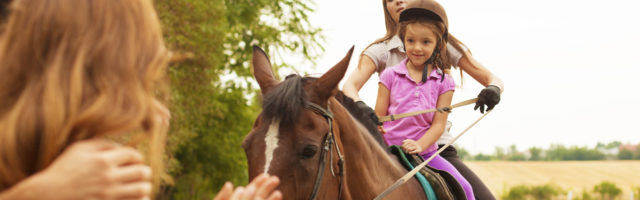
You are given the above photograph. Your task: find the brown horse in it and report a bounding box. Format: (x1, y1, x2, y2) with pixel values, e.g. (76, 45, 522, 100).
(242, 46, 427, 199)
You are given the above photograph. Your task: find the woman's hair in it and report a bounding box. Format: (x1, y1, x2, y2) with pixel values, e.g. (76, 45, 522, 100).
(398, 18, 451, 73)
(364, 0, 469, 68)
(0, 0, 170, 191)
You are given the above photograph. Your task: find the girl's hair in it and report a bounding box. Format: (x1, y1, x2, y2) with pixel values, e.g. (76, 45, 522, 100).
(364, 0, 469, 69)
(0, 0, 170, 191)
(398, 18, 451, 73)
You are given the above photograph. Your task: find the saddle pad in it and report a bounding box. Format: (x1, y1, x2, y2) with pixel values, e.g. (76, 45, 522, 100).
(389, 145, 438, 200)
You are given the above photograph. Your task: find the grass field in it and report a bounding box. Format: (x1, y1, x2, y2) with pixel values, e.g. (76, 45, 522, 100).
(465, 161, 640, 198)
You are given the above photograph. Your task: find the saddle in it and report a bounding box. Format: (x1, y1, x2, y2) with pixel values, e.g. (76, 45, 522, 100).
(389, 145, 467, 200)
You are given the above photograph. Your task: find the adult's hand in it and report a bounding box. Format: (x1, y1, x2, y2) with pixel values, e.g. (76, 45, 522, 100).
(213, 173, 282, 200)
(1, 139, 152, 200)
(355, 101, 382, 125)
(474, 85, 501, 114)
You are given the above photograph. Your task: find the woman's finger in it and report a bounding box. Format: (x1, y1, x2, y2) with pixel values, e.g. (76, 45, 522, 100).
(113, 181, 152, 199)
(255, 176, 280, 198)
(266, 190, 283, 200)
(113, 164, 152, 183)
(213, 182, 234, 200)
(239, 185, 256, 200)
(248, 173, 269, 189)
(229, 186, 245, 200)
(104, 146, 145, 166)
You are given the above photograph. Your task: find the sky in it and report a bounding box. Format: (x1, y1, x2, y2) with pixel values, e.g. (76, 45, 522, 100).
(276, 0, 640, 154)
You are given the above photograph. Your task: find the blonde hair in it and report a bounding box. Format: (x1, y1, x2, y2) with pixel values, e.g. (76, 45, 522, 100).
(0, 0, 169, 191)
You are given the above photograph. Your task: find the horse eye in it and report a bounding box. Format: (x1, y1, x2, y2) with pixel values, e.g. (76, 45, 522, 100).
(301, 145, 318, 159)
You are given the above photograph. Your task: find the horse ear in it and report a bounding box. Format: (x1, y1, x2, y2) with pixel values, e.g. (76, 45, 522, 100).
(252, 46, 278, 94)
(315, 45, 355, 100)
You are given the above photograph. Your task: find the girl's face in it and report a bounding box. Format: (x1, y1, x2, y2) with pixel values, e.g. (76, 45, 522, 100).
(386, 0, 408, 23)
(403, 23, 438, 67)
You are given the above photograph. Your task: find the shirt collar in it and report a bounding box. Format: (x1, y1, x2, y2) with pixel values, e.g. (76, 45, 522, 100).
(386, 35, 405, 53)
(393, 58, 443, 80)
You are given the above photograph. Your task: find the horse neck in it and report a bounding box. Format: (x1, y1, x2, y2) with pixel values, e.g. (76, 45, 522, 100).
(329, 99, 425, 199)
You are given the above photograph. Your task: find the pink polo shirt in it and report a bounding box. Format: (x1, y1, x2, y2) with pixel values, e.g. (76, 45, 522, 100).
(379, 58, 455, 155)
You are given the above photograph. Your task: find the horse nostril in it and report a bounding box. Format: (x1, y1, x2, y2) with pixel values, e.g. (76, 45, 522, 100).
(301, 145, 318, 159)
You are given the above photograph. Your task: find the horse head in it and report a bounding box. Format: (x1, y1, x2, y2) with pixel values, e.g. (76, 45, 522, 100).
(243, 46, 353, 199)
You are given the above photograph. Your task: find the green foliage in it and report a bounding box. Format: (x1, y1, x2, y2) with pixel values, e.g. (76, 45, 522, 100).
(593, 181, 622, 200)
(618, 149, 633, 160)
(635, 187, 640, 200)
(501, 185, 530, 200)
(575, 190, 595, 200)
(529, 183, 562, 199)
(473, 153, 492, 161)
(528, 147, 543, 161)
(501, 183, 564, 200)
(154, 0, 323, 199)
(546, 144, 605, 161)
(455, 145, 470, 160)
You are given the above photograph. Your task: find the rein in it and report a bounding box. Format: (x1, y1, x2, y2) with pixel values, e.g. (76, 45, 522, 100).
(378, 98, 478, 122)
(305, 101, 345, 200)
(373, 110, 492, 200)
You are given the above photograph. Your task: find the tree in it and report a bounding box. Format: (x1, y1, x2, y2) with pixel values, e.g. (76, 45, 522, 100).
(494, 146, 506, 160)
(154, 0, 324, 198)
(528, 147, 542, 161)
(618, 149, 633, 160)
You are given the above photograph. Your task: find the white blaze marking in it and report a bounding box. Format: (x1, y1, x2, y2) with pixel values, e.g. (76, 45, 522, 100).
(263, 118, 280, 174)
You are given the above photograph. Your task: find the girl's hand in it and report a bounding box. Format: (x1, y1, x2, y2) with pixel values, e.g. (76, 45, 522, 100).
(402, 139, 424, 155)
(377, 125, 386, 134)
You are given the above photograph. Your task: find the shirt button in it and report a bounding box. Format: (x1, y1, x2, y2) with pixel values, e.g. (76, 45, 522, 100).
(414, 92, 419, 97)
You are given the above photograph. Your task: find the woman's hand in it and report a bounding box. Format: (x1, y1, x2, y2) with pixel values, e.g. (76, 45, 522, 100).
(213, 174, 282, 200)
(474, 85, 501, 113)
(401, 139, 424, 155)
(1, 139, 153, 200)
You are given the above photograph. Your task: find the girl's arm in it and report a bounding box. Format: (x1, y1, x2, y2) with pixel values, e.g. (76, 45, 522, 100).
(412, 90, 454, 153)
(343, 55, 377, 102)
(374, 83, 390, 117)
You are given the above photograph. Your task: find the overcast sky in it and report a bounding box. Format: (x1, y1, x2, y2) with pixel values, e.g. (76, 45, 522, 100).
(276, 0, 640, 154)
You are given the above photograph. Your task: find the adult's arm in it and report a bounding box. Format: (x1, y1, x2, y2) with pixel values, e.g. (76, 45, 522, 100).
(457, 52, 504, 113)
(0, 139, 152, 200)
(457, 52, 504, 92)
(343, 55, 377, 102)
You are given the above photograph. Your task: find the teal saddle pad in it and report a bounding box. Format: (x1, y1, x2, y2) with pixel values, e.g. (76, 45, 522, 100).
(389, 145, 438, 199)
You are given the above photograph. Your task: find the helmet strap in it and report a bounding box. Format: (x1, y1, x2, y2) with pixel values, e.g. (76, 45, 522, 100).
(421, 40, 440, 83)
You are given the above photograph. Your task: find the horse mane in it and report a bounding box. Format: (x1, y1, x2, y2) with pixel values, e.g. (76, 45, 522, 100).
(261, 74, 387, 150)
(334, 91, 388, 150)
(262, 74, 312, 125)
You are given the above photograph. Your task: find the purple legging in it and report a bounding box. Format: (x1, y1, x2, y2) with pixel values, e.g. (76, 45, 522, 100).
(422, 151, 475, 200)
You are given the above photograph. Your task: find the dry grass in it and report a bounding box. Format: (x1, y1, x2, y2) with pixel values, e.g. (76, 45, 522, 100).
(465, 161, 640, 198)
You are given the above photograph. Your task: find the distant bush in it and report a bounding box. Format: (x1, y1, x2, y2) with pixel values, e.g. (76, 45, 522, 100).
(502, 185, 530, 200)
(593, 181, 621, 200)
(575, 189, 594, 200)
(501, 183, 563, 200)
(530, 183, 563, 199)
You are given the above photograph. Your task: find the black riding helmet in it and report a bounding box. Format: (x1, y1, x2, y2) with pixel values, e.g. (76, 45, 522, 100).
(398, 0, 449, 83)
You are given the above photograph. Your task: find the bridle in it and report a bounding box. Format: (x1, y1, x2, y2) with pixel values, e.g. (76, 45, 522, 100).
(305, 101, 345, 200)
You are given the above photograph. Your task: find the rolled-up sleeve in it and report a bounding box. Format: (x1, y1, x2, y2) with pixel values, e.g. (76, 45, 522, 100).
(363, 43, 387, 72)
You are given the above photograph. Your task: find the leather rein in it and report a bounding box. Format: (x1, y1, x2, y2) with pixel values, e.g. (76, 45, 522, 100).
(305, 101, 345, 200)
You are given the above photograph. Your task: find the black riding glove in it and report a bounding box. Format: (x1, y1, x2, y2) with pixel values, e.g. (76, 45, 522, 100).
(355, 101, 382, 125)
(474, 85, 501, 114)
